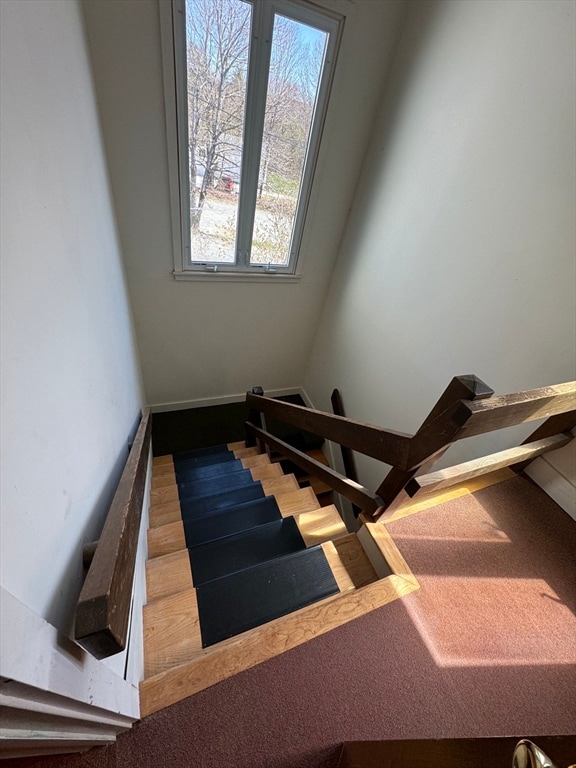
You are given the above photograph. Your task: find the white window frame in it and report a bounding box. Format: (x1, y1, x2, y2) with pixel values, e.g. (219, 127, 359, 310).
(161, 0, 342, 280)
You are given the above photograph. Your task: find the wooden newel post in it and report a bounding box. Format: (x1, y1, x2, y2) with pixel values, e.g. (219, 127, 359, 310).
(375, 374, 494, 518)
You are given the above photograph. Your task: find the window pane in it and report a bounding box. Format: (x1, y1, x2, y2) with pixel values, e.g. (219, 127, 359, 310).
(250, 15, 327, 266)
(185, 0, 251, 263)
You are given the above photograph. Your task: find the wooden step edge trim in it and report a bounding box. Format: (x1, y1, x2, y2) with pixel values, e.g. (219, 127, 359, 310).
(139, 573, 418, 717)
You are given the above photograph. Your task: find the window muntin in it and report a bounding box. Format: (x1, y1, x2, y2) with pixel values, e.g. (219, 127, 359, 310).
(173, 0, 340, 275)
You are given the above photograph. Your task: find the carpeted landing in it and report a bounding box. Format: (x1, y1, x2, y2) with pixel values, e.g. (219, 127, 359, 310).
(7, 475, 576, 768)
(385, 474, 576, 670)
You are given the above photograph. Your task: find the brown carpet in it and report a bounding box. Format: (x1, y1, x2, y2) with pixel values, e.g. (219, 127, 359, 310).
(6, 476, 576, 768)
(387, 476, 576, 669)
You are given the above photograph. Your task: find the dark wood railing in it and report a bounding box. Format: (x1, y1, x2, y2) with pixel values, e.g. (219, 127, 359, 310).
(331, 389, 361, 517)
(245, 377, 576, 520)
(75, 408, 151, 659)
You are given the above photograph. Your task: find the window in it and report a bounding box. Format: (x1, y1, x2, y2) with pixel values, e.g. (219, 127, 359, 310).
(165, 0, 341, 277)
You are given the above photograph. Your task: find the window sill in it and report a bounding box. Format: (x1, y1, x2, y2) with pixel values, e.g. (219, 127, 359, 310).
(172, 270, 303, 284)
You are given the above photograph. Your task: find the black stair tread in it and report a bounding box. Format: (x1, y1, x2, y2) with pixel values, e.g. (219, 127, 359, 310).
(183, 496, 282, 548)
(173, 450, 238, 472)
(196, 546, 340, 647)
(188, 517, 306, 586)
(180, 484, 266, 520)
(173, 444, 231, 461)
(177, 470, 256, 501)
(174, 458, 244, 482)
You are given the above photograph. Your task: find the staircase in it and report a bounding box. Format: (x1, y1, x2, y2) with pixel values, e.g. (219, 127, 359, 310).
(140, 440, 418, 716)
(73, 377, 575, 719)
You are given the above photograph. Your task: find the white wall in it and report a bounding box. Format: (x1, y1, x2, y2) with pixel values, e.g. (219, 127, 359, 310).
(0, 0, 144, 641)
(526, 439, 576, 521)
(81, 0, 407, 409)
(303, 0, 576, 492)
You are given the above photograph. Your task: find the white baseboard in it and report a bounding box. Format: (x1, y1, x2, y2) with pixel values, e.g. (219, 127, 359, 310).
(150, 386, 308, 412)
(526, 456, 576, 522)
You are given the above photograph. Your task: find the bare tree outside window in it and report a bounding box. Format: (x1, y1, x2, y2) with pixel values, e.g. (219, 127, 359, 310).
(186, 0, 251, 262)
(182, 0, 333, 268)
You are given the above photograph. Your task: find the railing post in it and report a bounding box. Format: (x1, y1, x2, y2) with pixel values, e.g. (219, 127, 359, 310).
(374, 375, 494, 519)
(245, 386, 269, 454)
(331, 389, 361, 517)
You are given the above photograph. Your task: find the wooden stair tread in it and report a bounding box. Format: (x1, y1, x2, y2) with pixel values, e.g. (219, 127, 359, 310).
(146, 550, 193, 602)
(152, 461, 175, 478)
(227, 440, 246, 451)
(149, 500, 181, 529)
(233, 446, 260, 459)
(276, 487, 321, 517)
(153, 455, 173, 467)
(260, 475, 299, 495)
(249, 463, 283, 481)
(150, 484, 179, 505)
(294, 505, 347, 547)
(148, 520, 186, 559)
(143, 588, 201, 677)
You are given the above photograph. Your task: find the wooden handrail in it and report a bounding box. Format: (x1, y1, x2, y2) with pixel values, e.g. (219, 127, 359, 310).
(245, 392, 411, 467)
(75, 408, 151, 659)
(453, 382, 576, 438)
(245, 378, 575, 520)
(405, 433, 572, 497)
(331, 389, 361, 517)
(245, 422, 383, 514)
(379, 375, 493, 504)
